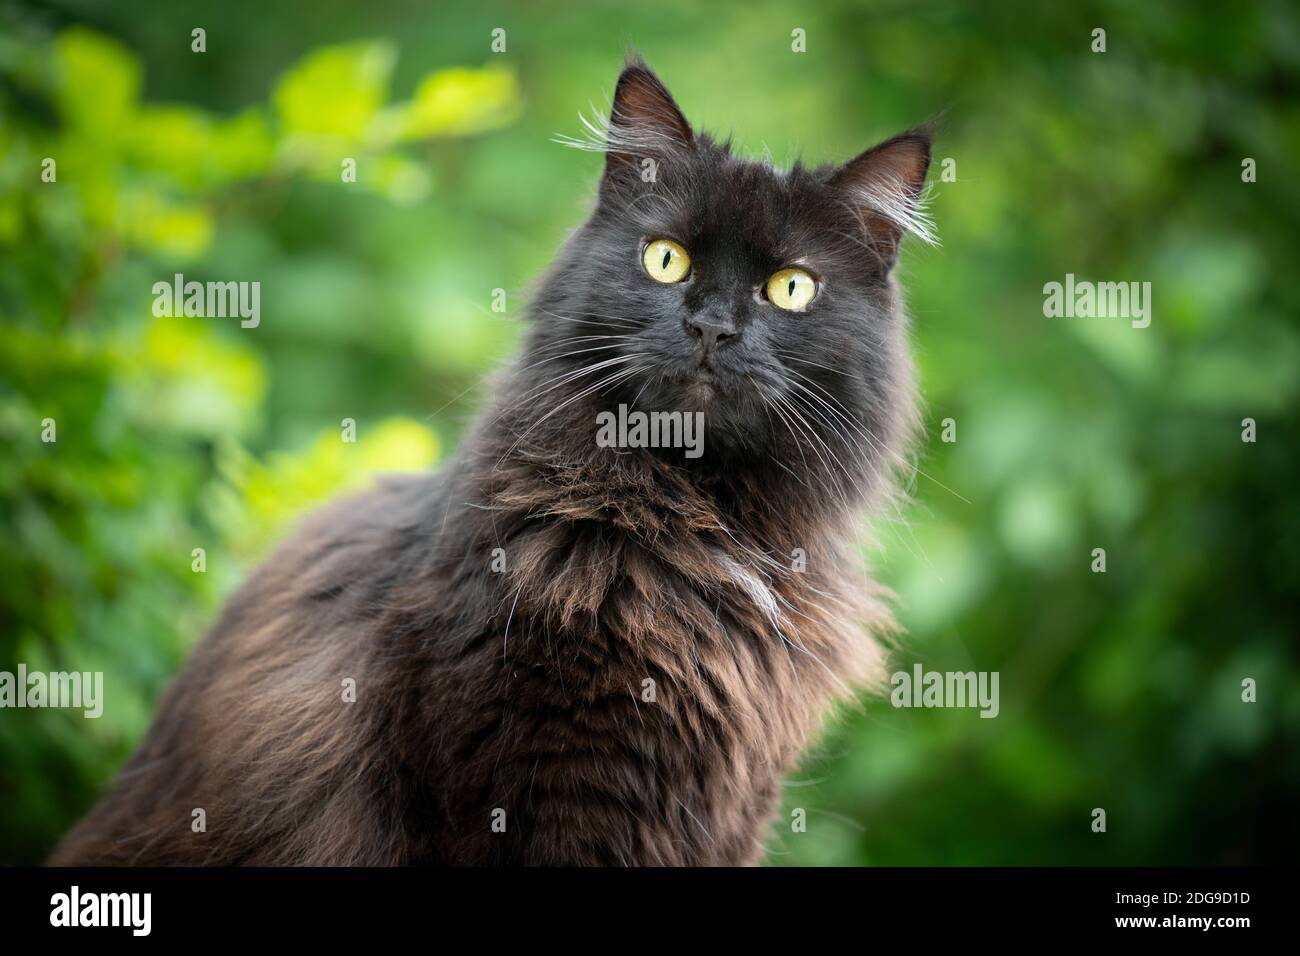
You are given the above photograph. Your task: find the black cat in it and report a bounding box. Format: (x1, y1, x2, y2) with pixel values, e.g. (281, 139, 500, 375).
(53, 58, 934, 866)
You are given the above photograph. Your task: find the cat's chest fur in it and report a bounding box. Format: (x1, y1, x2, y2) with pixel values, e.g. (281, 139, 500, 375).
(413, 454, 889, 865)
(48, 455, 890, 867)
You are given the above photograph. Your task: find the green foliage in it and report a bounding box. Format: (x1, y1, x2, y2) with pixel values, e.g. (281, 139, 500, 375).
(1, 1, 1297, 866)
(0, 11, 514, 864)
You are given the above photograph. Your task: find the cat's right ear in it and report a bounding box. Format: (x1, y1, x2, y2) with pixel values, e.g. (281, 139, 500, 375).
(601, 60, 695, 188)
(829, 129, 937, 267)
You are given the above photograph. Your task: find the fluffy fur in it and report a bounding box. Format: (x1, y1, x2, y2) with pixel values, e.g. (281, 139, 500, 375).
(52, 58, 932, 866)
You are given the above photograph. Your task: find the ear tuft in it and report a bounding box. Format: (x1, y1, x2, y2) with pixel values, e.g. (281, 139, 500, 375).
(609, 60, 694, 149)
(553, 59, 695, 187)
(829, 128, 936, 264)
(572, 59, 693, 189)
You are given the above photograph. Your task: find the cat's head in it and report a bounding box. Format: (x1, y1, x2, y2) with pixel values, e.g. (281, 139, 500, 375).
(516, 59, 932, 510)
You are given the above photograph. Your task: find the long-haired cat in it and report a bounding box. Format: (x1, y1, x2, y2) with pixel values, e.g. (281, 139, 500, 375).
(52, 58, 933, 866)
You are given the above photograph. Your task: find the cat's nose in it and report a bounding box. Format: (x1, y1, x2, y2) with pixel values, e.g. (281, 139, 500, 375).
(686, 314, 736, 353)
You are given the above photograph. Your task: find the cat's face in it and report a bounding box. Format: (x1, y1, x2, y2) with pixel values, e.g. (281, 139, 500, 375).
(523, 61, 931, 500)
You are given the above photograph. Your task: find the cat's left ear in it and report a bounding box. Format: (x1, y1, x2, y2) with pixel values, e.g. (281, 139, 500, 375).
(829, 129, 935, 266)
(601, 60, 695, 189)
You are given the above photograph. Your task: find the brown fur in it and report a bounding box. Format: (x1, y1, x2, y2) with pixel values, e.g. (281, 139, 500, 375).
(52, 60, 926, 866)
(52, 430, 898, 865)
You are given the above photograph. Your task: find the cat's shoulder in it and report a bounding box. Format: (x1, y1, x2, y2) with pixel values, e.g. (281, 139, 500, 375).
(207, 470, 448, 643)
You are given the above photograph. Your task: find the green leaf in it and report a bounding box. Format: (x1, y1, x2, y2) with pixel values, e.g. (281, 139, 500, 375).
(272, 40, 396, 140)
(396, 64, 521, 140)
(53, 27, 141, 137)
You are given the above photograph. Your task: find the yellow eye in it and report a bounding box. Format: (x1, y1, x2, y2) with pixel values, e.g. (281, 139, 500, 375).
(642, 239, 691, 283)
(766, 268, 817, 312)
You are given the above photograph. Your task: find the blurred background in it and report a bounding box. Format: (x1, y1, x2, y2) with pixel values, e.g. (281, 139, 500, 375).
(1, 0, 1297, 866)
